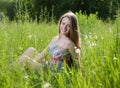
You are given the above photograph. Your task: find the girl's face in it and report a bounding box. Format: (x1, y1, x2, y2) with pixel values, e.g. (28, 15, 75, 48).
(60, 17, 71, 35)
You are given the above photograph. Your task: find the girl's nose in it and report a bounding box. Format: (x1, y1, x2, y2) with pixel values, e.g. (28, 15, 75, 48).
(64, 25, 67, 30)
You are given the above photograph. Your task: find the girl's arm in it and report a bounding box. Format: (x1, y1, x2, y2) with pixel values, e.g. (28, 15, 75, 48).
(68, 43, 81, 64)
(34, 47, 48, 63)
(34, 36, 57, 63)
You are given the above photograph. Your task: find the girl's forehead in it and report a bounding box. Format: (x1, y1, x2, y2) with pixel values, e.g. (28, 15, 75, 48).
(61, 17, 71, 23)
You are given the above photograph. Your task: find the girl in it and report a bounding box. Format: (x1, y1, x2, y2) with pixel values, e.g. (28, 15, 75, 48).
(19, 11, 81, 72)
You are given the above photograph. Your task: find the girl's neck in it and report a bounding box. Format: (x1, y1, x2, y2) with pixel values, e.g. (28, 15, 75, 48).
(59, 34, 67, 38)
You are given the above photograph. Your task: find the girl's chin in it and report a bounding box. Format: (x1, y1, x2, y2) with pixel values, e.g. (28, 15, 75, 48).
(61, 30, 67, 33)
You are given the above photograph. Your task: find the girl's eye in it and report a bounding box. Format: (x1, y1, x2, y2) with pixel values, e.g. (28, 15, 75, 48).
(67, 24, 71, 28)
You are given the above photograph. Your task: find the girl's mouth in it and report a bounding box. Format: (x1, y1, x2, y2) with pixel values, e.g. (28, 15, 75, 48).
(62, 28, 67, 32)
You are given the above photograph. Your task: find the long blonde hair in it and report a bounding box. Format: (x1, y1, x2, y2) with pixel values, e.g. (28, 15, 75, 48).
(59, 11, 80, 49)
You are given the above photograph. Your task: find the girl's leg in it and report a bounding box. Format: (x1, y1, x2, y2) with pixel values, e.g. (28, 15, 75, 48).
(19, 47, 43, 69)
(19, 47, 38, 63)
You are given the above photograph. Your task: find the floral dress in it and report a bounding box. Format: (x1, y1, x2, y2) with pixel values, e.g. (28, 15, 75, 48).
(49, 45, 73, 72)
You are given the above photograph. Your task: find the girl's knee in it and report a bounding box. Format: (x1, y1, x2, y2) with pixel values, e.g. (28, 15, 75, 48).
(28, 47, 36, 52)
(19, 47, 38, 62)
(26, 47, 38, 56)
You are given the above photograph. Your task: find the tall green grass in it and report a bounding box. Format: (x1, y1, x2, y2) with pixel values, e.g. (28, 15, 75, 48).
(0, 12, 119, 88)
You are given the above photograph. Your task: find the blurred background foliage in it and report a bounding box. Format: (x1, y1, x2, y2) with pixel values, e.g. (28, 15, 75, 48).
(0, 0, 120, 22)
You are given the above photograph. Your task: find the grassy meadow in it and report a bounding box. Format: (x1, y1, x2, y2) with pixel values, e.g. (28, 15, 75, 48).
(0, 12, 120, 88)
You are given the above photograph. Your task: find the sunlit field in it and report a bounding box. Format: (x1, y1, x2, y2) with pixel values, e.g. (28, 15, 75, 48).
(0, 12, 120, 88)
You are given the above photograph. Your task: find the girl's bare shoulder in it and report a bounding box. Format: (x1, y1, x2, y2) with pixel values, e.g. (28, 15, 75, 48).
(49, 36, 59, 46)
(67, 39, 75, 47)
(52, 36, 59, 40)
(51, 36, 59, 43)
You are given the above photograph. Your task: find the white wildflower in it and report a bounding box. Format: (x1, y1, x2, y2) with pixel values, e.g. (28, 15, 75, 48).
(75, 48, 80, 54)
(99, 83, 102, 86)
(90, 42, 96, 47)
(85, 35, 88, 39)
(109, 27, 112, 33)
(24, 75, 29, 79)
(43, 82, 51, 88)
(32, 59, 37, 63)
(101, 37, 104, 39)
(18, 47, 23, 50)
(88, 32, 92, 35)
(113, 57, 117, 60)
(45, 61, 48, 64)
(94, 35, 97, 40)
(28, 35, 32, 38)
